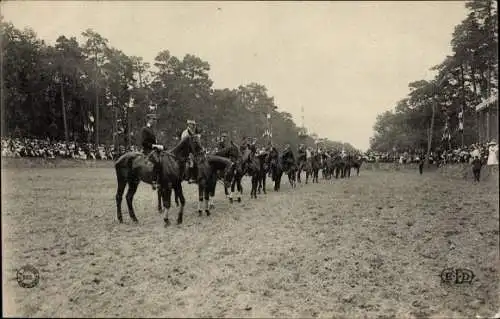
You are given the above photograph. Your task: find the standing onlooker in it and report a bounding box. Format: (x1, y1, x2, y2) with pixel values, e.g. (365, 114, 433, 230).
(418, 155, 424, 175)
(487, 139, 498, 166)
(472, 156, 483, 183)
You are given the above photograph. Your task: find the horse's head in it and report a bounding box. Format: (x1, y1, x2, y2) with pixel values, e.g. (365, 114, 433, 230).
(174, 134, 203, 159)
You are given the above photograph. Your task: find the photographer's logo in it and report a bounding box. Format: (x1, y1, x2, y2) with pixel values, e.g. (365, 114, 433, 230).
(440, 267, 475, 285)
(16, 265, 40, 288)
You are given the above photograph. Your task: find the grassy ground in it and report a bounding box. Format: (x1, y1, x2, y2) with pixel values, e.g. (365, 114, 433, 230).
(2, 162, 499, 318)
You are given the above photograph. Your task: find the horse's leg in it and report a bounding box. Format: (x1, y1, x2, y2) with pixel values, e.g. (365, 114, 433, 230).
(250, 174, 257, 199)
(162, 186, 172, 226)
(204, 187, 210, 216)
(257, 175, 262, 194)
(209, 179, 215, 209)
(157, 188, 163, 214)
(174, 183, 185, 225)
(115, 178, 127, 223)
(125, 180, 140, 223)
(174, 187, 180, 207)
(261, 173, 267, 194)
(198, 183, 204, 216)
(229, 178, 235, 203)
(235, 175, 242, 202)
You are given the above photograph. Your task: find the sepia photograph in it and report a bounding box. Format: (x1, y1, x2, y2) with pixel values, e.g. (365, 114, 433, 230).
(1, 0, 498, 317)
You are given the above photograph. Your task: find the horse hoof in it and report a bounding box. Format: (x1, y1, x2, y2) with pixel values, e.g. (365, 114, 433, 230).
(118, 218, 124, 224)
(229, 198, 233, 204)
(132, 218, 139, 224)
(209, 204, 215, 209)
(177, 219, 183, 225)
(205, 210, 210, 216)
(198, 210, 202, 216)
(163, 218, 170, 226)
(237, 197, 242, 203)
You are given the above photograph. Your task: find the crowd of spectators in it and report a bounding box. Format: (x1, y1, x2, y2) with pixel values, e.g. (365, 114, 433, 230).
(362, 142, 496, 166)
(2, 137, 498, 167)
(1, 137, 140, 160)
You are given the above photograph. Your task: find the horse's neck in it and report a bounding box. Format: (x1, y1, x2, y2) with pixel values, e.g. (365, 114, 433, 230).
(207, 155, 232, 169)
(169, 138, 190, 158)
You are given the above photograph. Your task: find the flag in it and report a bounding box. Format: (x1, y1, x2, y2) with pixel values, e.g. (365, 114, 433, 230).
(266, 113, 271, 119)
(89, 113, 94, 123)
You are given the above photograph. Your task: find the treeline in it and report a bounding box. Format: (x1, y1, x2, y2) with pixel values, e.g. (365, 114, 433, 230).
(369, 0, 498, 152)
(0, 16, 359, 153)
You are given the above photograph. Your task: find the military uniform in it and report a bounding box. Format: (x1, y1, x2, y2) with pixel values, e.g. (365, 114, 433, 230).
(141, 121, 161, 190)
(181, 120, 197, 183)
(218, 132, 228, 151)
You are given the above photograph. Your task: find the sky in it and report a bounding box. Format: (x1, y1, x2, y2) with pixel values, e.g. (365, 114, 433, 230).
(2, 1, 468, 151)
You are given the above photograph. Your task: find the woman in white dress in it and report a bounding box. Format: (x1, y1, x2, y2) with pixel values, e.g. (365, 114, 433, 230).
(487, 140, 498, 165)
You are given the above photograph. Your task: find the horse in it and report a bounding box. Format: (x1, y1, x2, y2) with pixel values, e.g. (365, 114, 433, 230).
(321, 153, 332, 180)
(343, 154, 353, 179)
(216, 143, 253, 203)
(268, 148, 283, 191)
(256, 151, 270, 195)
(195, 152, 235, 217)
(306, 152, 321, 183)
(333, 155, 345, 179)
(246, 150, 269, 199)
(269, 148, 297, 191)
(296, 153, 308, 184)
(350, 156, 363, 176)
(114, 134, 197, 225)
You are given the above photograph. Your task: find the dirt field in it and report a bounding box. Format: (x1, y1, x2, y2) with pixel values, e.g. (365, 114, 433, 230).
(2, 162, 499, 318)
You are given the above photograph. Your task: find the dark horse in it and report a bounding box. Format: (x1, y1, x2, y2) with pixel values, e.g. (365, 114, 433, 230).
(282, 150, 297, 188)
(114, 135, 197, 225)
(350, 155, 363, 176)
(343, 154, 353, 179)
(246, 150, 269, 199)
(215, 142, 251, 203)
(296, 152, 307, 184)
(195, 152, 235, 217)
(256, 151, 270, 195)
(269, 148, 297, 191)
(306, 152, 321, 183)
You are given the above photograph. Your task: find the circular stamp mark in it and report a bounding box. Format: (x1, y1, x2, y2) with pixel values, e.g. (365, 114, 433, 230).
(16, 265, 40, 288)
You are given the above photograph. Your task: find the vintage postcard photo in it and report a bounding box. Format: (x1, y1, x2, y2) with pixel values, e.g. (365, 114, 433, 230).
(1, 1, 498, 318)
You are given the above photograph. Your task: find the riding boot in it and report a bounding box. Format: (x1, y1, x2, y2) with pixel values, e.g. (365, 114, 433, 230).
(151, 162, 159, 190)
(188, 166, 197, 184)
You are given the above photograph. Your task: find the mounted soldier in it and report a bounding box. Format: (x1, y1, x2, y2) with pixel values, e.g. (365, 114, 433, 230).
(181, 119, 198, 183)
(248, 137, 257, 155)
(218, 132, 228, 152)
(141, 114, 164, 190)
(298, 144, 307, 162)
(282, 143, 295, 168)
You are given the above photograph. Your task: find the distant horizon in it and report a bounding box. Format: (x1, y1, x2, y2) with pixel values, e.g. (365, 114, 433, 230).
(2, 1, 468, 151)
